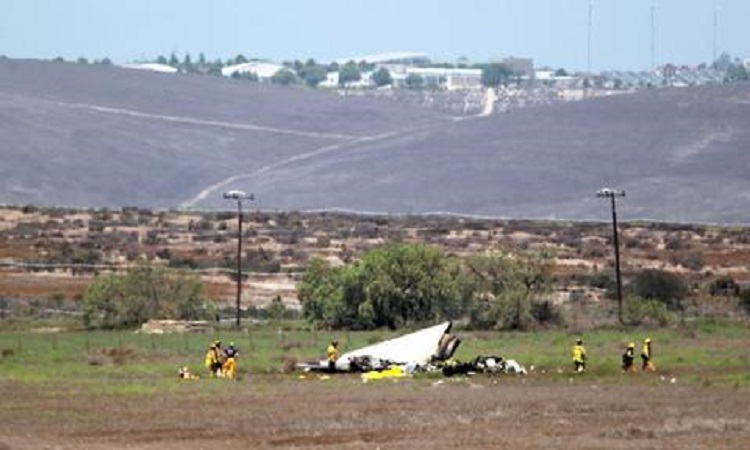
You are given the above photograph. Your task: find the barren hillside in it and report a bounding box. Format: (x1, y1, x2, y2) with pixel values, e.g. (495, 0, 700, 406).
(2, 59, 750, 223)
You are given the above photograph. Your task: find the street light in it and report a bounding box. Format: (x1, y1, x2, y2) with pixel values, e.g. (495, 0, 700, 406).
(222, 190, 255, 328)
(597, 187, 626, 324)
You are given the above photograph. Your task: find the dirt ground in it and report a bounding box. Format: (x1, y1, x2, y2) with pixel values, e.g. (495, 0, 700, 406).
(1, 375, 749, 449)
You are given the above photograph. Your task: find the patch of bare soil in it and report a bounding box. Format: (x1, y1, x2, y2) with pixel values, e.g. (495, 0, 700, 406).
(1, 376, 749, 449)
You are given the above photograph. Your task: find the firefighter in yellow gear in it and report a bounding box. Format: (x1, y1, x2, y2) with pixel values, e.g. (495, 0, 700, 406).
(641, 337, 656, 372)
(204, 343, 217, 376)
(222, 342, 239, 379)
(327, 339, 339, 373)
(622, 342, 636, 373)
(204, 340, 224, 377)
(572, 338, 587, 373)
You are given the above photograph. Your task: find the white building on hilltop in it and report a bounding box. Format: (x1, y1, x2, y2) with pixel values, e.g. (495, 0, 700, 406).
(120, 63, 178, 74)
(221, 62, 289, 81)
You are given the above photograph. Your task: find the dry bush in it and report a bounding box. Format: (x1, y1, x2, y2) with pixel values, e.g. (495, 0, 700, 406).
(87, 354, 105, 366)
(279, 356, 298, 373)
(280, 341, 301, 351)
(88, 347, 137, 365)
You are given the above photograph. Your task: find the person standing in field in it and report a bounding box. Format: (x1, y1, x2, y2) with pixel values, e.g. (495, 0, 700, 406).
(327, 339, 340, 373)
(204, 340, 224, 377)
(622, 342, 636, 373)
(204, 342, 218, 377)
(641, 337, 656, 372)
(222, 342, 239, 379)
(572, 338, 587, 373)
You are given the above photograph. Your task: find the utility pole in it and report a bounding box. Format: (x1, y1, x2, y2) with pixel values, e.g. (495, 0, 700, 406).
(597, 188, 626, 324)
(222, 190, 255, 328)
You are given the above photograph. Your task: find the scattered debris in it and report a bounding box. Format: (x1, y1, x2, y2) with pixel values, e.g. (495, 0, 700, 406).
(297, 321, 461, 373)
(361, 366, 407, 382)
(442, 356, 527, 377)
(296, 321, 529, 380)
(178, 366, 199, 380)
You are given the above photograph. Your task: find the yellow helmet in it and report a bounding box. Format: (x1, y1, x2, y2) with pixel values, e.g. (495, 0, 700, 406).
(645, 338, 651, 343)
(628, 342, 635, 348)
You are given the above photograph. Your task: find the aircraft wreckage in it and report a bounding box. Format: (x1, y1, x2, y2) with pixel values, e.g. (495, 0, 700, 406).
(299, 321, 526, 377)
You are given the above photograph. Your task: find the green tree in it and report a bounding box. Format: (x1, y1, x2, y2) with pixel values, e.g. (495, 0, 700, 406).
(181, 53, 195, 73)
(82, 262, 206, 329)
(297, 257, 347, 326)
(357, 60, 375, 72)
(713, 52, 733, 71)
(168, 52, 179, 67)
(405, 73, 424, 89)
(338, 61, 362, 86)
(707, 275, 739, 296)
(480, 63, 513, 87)
(266, 295, 287, 321)
(740, 288, 750, 314)
(629, 269, 687, 310)
(301, 65, 327, 87)
(725, 62, 749, 83)
(207, 59, 224, 76)
(271, 69, 297, 86)
(298, 243, 461, 330)
(462, 249, 554, 330)
(623, 295, 671, 326)
(371, 68, 392, 87)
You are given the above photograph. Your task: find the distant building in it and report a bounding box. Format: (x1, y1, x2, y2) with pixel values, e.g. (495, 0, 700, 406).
(318, 70, 375, 89)
(501, 57, 535, 79)
(534, 69, 581, 88)
(395, 67, 482, 90)
(221, 62, 289, 81)
(318, 71, 340, 88)
(336, 51, 430, 65)
(120, 63, 178, 74)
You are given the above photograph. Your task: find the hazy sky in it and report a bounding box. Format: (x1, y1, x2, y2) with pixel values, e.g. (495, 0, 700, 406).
(1, 0, 745, 71)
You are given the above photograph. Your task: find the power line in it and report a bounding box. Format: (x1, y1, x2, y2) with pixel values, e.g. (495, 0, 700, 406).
(713, 6, 720, 64)
(650, 4, 657, 70)
(587, 0, 594, 74)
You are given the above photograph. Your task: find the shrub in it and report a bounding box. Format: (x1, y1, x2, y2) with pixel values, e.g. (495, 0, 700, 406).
(740, 289, 750, 315)
(629, 269, 688, 310)
(708, 276, 739, 297)
(623, 296, 671, 326)
(531, 300, 565, 326)
(82, 262, 207, 329)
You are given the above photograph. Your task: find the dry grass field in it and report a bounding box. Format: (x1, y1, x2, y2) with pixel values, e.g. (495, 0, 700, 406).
(1, 376, 749, 449)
